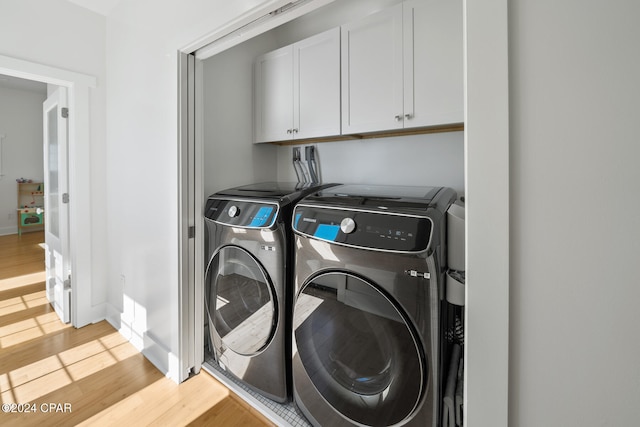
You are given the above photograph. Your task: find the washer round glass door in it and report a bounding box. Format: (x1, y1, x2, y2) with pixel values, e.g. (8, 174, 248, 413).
(294, 272, 425, 426)
(206, 246, 276, 355)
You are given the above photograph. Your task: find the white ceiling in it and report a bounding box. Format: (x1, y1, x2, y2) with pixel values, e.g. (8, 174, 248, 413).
(64, 0, 123, 16)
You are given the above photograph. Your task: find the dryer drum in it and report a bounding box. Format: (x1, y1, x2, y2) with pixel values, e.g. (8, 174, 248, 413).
(294, 272, 425, 426)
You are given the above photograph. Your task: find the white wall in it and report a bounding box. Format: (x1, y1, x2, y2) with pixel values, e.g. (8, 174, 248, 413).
(0, 0, 107, 322)
(509, 0, 640, 425)
(0, 85, 46, 235)
(275, 133, 464, 193)
(202, 34, 279, 196)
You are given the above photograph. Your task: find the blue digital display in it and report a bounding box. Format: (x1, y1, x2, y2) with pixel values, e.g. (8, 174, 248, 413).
(249, 206, 275, 227)
(294, 213, 302, 229)
(314, 224, 340, 241)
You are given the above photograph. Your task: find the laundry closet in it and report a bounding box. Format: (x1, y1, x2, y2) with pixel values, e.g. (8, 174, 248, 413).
(201, 0, 464, 197)
(199, 0, 465, 425)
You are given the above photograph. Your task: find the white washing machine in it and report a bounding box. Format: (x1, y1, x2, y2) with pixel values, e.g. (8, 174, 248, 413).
(291, 184, 456, 426)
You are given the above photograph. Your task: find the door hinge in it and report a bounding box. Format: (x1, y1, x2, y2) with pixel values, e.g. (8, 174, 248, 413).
(62, 193, 69, 203)
(64, 275, 71, 289)
(188, 226, 195, 239)
(61, 107, 69, 118)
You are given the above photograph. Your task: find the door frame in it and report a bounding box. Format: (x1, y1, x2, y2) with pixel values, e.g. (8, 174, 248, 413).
(0, 54, 97, 328)
(178, 1, 510, 426)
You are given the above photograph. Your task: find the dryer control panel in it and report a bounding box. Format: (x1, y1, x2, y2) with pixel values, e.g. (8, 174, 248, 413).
(293, 206, 432, 252)
(205, 198, 278, 228)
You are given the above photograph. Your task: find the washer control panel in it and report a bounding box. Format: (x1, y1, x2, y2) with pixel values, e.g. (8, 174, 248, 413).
(205, 198, 278, 228)
(293, 206, 432, 252)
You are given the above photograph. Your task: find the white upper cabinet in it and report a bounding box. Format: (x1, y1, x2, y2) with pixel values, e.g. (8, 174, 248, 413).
(404, 0, 463, 128)
(254, 45, 294, 143)
(341, 0, 463, 134)
(254, 28, 341, 143)
(294, 28, 341, 140)
(341, 4, 404, 134)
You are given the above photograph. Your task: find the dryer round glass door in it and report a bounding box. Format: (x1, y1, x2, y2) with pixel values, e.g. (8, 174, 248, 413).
(206, 246, 276, 355)
(293, 272, 425, 426)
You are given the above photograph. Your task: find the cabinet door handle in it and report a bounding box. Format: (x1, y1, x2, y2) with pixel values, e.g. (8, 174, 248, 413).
(293, 128, 299, 133)
(394, 115, 403, 122)
(287, 129, 292, 134)
(405, 114, 412, 120)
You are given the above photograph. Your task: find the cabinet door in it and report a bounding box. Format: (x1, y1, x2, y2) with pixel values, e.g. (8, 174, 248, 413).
(254, 45, 293, 143)
(294, 27, 341, 140)
(404, 0, 463, 128)
(341, 4, 404, 134)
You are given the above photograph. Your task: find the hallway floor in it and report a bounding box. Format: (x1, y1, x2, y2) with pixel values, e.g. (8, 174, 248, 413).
(0, 231, 273, 426)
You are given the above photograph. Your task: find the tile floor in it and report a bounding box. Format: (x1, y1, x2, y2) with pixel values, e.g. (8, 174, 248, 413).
(203, 354, 311, 427)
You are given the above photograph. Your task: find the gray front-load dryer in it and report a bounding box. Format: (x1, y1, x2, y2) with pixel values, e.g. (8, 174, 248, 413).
(204, 182, 337, 403)
(291, 184, 456, 426)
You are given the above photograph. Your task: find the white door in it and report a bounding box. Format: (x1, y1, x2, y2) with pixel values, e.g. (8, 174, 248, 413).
(43, 87, 71, 323)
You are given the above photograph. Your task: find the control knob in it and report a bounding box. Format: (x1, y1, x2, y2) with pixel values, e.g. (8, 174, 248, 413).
(228, 205, 240, 217)
(340, 217, 356, 234)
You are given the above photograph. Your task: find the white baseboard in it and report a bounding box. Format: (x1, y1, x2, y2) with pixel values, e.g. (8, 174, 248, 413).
(0, 226, 17, 236)
(106, 303, 122, 330)
(105, 302, 176, 382)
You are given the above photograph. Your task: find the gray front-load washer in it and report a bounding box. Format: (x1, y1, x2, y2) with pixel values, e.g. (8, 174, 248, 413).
(204, 182, 337, 403)
(291, 184, 456, 426)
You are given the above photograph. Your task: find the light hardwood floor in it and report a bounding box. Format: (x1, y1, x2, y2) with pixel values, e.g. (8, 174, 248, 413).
(0, 231, 274, 426)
